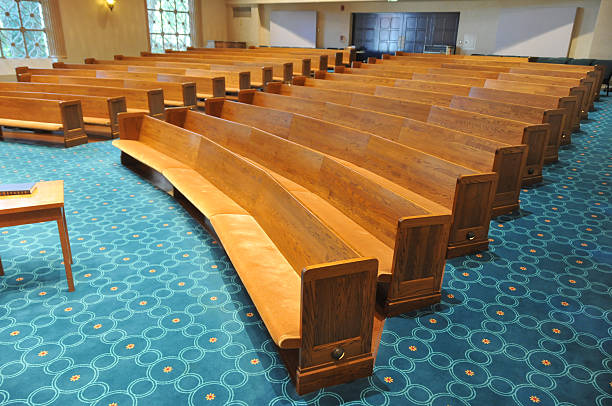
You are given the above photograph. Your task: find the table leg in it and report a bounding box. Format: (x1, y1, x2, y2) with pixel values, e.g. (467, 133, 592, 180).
(0, 256, 4, 276)
(61, 208, 73, 264)
(56, 216, 75, 292)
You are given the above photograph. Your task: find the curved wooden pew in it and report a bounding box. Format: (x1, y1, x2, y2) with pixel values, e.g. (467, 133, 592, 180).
(241, 89, 527, 216)
(167, 49, 329, 72)
(18, 73, 196, 108)
(205, 98, 498, 257)
(0, 90, 125, 138)
(59, 61, 272, 88)
(0, 96, 87, 147)
(289, 79, 549, 184)
(0, 81, 163, 118)
(140, 51, 309, 78)
(316, 70, 585, 133)
(19, 65, 243, 94)
(165, 107, 451, 315)
(244, 46, 355, 65)
(112, 54, 292, 83)
(114, 112, 378, 394)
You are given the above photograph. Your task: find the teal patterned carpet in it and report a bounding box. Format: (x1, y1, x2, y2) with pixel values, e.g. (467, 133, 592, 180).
(0, 95, 610, 406)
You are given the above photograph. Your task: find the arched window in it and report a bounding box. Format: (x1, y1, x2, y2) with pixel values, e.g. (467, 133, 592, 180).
(146, 0, 198, 53)
(0, 0, 64, 58)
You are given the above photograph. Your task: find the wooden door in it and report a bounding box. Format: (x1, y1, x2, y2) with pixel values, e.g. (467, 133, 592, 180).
(352, 12, 460, 54)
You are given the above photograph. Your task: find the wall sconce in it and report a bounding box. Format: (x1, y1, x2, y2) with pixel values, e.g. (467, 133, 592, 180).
(105, 0, 116, 11)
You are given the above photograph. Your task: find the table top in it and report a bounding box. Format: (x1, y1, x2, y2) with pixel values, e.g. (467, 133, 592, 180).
(0, 180, 64, 215)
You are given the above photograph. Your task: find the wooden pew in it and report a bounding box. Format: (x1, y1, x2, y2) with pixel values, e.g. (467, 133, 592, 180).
(241, 89, 527, 216)
(166, 107, 451, 315)
(151, 51, 310, 77)
(114, 112, 378, 394)
(322, 69, 585, 131)
(0, 90, 125, 138)
(0, 96, 87, 147)
(482, 79, 585, 132)
(0, 81, 164, 118)
(18, 73, 198, 108)
(302, 73, 574, 151)
(432, 64, 598, 111)
(441, 59, 604, 101)
(168, 48, 329, 72)
(205, 98, 498, 258)
(22, 65, 246, 94)
(368, 57, 601, 106)
(246, 46, 355, 65)
(63, 60, 273, 88)
(337, 65, 430, 77)
(293, 77, 555, 181)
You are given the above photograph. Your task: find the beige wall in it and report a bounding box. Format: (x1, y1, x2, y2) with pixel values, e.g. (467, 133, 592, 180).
(226, 0, 606, 58)
(589, 0, 612, 59)
(58, 0, 149, 63)
(58, 0, 228, 63)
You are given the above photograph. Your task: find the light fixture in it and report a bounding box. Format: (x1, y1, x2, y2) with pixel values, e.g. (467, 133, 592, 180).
(105, 0, 116, 11)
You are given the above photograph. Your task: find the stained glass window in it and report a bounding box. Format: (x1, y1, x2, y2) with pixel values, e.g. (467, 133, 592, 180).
(146, 0, 194, 53)
(0, 0, 50, 58)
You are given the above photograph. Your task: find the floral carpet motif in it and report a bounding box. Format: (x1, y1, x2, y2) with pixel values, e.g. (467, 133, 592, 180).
(0, 94, 610, 405)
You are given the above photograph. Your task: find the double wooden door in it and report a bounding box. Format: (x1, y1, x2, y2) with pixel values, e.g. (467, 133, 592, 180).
(352, 12, 460, 54)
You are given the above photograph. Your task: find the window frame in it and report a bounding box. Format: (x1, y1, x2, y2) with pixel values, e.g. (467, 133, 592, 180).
(144, 0, 200, 53)
(0, 0, 65, 59)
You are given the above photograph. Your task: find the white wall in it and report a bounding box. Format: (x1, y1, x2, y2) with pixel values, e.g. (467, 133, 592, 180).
(226, 0, 605, 58)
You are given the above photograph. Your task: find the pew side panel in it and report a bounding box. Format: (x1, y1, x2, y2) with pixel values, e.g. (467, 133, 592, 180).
(449, 95, 563, 163)
(427, 106, 549, 186)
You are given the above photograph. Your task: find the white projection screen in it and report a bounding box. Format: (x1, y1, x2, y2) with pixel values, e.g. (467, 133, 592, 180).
(270, 11, 317, 48)
(494, 7, 577, 57)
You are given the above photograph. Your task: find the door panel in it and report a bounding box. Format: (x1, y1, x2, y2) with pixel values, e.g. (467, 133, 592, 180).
(352, 12, 459, 55)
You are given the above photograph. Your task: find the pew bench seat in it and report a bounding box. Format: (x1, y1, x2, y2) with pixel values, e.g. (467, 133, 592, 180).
(84, 117, 111, 126)
(113, 140, 190, 172)
(0, 118, 63, 132)
(114, 142, 303, 348)
(164, 168, 249, 216)
(113, 113, 380, 393)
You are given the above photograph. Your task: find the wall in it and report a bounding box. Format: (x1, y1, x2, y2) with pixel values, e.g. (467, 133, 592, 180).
(589, 0, 612, 59)
(59, 0, 149, 63)
(226, 0, 604, 58)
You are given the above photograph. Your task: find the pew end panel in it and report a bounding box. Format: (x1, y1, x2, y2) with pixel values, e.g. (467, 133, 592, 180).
(521, 125, 550, 186)
(558, 97, 577, 145)
(117, 111, 148, 142)
(491, 145, 529, 217)
(542, 110, 565, 163)
(146, 90, 166, 119)
(265, 81, 283, 94)
(293, 76, 307, 86)
(381, 214, 451, 316)
(107, 96, 128, 137)
(447, 173, 498, 258)
(280, 257, 378, 394)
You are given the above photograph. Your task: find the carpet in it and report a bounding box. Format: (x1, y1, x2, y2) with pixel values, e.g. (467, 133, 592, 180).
(0, 95, 610, 405)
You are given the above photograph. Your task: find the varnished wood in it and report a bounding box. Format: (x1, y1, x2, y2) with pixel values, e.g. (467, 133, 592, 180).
(242, 90, 526, 216)
(0, 81, 164, 118)
(0, 90, 126, 138)
(21, 73, 197, 108)
(0, 96, 87, 147)
(115, 113, 380, 393)
(0, 180, 74, 291)
(173, 108, 452, 314)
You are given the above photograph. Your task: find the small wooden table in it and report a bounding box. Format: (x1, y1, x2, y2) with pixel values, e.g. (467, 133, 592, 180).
(0, 180, 74, 291)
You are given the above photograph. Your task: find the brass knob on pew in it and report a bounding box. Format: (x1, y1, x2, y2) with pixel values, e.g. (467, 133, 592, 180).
(528, 168, 535, 175)
(466, 232, 476, 241)
(331, 347, 345, 361)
